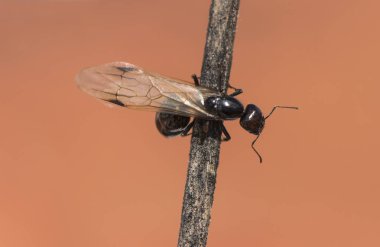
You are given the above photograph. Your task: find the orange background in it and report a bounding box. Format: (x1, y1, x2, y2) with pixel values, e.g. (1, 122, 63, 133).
(1, 0, 379, 246)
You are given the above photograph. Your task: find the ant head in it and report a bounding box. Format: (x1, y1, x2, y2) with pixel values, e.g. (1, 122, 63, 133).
(240, 104, 299, 163)
(239, 104, 265, 136)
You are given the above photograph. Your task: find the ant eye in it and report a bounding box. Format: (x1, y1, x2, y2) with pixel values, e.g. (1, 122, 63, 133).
(239, 104, 265, 135)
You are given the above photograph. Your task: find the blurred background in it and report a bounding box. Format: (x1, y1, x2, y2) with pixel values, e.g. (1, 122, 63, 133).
(1, 0, 379, 246)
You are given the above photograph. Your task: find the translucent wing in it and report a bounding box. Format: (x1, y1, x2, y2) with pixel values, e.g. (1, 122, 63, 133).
(76, 61, 220, 119)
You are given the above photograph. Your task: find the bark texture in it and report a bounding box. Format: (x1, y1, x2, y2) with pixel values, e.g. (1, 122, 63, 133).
(177, 1, 240, 246)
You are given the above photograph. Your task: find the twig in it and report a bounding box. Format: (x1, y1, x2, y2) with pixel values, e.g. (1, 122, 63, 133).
(177, 1, 240, 247)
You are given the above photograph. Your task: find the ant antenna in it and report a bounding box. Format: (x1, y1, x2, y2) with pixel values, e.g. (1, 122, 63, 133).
(265, 106, 298, 120)
(251, 105, 298, 163)
(251, 134, 263, 163)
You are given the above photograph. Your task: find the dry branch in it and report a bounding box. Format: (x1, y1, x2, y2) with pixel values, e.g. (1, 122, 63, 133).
(177, 1, 240, 246)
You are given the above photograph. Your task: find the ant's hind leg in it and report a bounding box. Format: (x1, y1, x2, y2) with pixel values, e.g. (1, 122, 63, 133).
(220, 122, 231, 142)
(181, 120, 195, 136)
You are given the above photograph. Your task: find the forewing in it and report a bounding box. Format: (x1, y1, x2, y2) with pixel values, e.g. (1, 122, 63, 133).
(76, 62, 220, 119)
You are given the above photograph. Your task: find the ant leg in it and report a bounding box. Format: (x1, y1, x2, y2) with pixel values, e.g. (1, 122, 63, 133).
(227, 82, 243, 93)
(226, 81, 243, 96)
(181, 120, 195, 136)
(229, 88, 243, 97)
(192, 75, 241, 96)
(192, 74, 200, 86)
(220, 122, 231, 142)
(265, 106, 299, 120)
(181, 120, 231, 141)
(227, 83, 239, 91)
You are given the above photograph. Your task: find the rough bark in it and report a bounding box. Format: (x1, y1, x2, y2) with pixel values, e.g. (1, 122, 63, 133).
(177, 1, 240, 246)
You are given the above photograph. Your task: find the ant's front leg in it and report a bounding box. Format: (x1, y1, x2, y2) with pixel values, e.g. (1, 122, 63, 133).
(227, 82, 243, 94)
(229, 88, 243, 97)
(227, 83, 239, 91)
